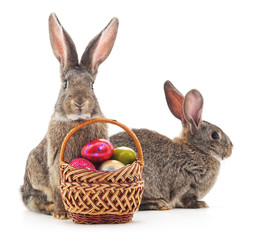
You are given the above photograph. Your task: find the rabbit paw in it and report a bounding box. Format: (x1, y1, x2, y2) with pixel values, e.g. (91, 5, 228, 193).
(160, 206, 173, 210)
(194, 201, 209, 208)
(179, 197, 209, 208)
(52, 211, 70, 220)
(140, 199, 172, 210)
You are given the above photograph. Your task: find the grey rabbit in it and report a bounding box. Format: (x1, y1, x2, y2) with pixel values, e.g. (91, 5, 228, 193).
(110, 81, 233, 210)
(21, 13, 119, 219)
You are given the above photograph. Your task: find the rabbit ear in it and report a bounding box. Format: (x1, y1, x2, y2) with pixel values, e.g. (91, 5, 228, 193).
(164, 81, 186, 126)
(49, 13, 78, 69)
(183, 89, 204, 133)
(80, 17, 119, 76)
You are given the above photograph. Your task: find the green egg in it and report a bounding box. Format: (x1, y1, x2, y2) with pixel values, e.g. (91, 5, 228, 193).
(112, 147, 137, 164)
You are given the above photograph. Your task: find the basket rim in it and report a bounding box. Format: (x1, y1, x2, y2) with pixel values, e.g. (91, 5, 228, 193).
(60, 160, 144, 186)
(61, 160, 139, 174)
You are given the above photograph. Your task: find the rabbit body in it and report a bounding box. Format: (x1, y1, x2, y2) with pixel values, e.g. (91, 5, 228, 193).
(21, 14, 119, 219)
(110, 82, 233, 210)
(111, 127, 221, 210)
(22, 115, 107, 219)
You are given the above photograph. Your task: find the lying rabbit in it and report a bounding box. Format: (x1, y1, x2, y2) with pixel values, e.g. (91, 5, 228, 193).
(110, 81, 233, 210)
(21, 13, 119, 219)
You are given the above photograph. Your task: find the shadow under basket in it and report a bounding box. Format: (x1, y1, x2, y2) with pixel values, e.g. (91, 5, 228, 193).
(59, 118, 144, 224)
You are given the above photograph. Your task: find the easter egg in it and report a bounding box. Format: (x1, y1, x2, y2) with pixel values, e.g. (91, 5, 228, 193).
(112, 147, 137, 164)
(69, 158, 96, 170)
(99, 160, 125, 171)
(81, 139, 114, 163)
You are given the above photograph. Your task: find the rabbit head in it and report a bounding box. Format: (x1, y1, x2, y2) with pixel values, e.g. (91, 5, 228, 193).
(164, 80, 233, 160)
(49, 13, 119, 121)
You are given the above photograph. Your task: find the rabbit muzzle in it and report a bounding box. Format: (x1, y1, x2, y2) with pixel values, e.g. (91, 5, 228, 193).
(223, 142, 233, 159)
(72, 100, 86, 113)
(65, 95, 95, 121)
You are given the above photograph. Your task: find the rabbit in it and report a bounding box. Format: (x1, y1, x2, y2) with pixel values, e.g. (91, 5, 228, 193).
(21, 13, 119, 219)
(110, 81, 233, 210)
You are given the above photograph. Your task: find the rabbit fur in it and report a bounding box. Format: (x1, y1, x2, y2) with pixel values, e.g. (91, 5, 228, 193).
(110, 81, 233, 210)
(21, 13, 119, 219)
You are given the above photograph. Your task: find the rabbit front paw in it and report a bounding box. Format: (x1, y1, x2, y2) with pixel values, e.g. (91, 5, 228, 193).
(140, 199, 172, 210)
(52, 211, 70, 220)
(194, 201, 209, 208)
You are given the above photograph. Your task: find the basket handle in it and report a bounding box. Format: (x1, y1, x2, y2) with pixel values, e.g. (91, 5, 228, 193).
(60, 118, 144, 171)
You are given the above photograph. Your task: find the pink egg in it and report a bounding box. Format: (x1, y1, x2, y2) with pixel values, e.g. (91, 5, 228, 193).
(69, 158, 96, 170)
(81, 139, 114, 163)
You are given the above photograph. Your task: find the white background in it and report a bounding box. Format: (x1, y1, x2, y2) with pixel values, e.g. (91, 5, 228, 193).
(1, 0, 257, 239)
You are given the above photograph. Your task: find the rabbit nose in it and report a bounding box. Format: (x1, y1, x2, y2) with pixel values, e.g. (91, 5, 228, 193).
(73, 101, 85, 109)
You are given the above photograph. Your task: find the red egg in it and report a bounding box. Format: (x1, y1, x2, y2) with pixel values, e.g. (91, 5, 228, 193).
(81, 139, 114, 163)
(69, 158, 96, 170)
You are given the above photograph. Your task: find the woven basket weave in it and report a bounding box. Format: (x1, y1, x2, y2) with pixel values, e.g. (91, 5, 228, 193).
(59, 118, 144, 224)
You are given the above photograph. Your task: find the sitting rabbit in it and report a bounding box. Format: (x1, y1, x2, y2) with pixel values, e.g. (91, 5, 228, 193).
(110, 81, 233, 210)
(21, 13, 119, 219)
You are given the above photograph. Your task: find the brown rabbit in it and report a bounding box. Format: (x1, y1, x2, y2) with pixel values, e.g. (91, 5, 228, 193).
(21, 13, 119, 219)
(110, 81, 233, 210)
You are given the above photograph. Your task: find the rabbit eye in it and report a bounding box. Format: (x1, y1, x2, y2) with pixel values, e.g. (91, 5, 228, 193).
(211, 131, 219, 140)
(64, 80, 68, 89)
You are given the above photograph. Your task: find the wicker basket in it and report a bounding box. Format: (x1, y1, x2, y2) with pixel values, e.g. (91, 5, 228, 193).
(59, 118, 144, 224)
